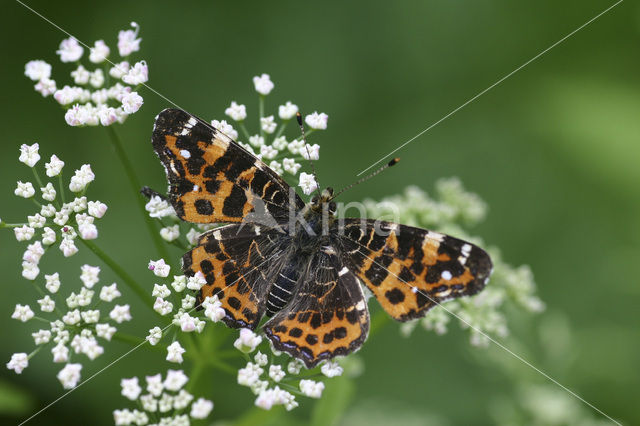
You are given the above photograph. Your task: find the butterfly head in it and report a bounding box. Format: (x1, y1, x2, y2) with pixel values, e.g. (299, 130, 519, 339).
(310, 187, 337, 215)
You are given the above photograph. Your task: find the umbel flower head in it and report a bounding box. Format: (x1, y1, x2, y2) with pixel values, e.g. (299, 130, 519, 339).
(25, 22, 147, 127)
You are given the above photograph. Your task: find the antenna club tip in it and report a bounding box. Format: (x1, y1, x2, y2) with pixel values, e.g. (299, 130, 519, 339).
(388, 157, 400, 167)
(296, 112, 303, 126)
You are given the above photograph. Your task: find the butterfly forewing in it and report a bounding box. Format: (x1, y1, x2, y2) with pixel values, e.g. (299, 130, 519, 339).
(337, 219, 492, 321)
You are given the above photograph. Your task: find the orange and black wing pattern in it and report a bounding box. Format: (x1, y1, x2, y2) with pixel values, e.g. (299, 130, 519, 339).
(337, 219, 492, 321)
(263, 248, 369, 368)
(185, 223, 289, 329)
(152, 108, 304, 224)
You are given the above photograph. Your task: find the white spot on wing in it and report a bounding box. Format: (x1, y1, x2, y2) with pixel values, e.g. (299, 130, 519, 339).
(213, 230, 222, 240)
(338, 267, 349, 276)
(253, 225, 261, 235)
(192, 185, 199, 192)
(187, 117, 197, 127)
(441, 270, 452, 280)
(426, 231, 444, 243)
(180, 149, 191, 159)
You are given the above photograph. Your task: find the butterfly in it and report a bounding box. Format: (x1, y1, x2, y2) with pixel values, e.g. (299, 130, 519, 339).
(151, 108, 493, 368)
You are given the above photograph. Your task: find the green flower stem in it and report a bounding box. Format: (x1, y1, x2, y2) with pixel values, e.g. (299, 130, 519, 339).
(104, 126, 170, 261)
(273, 121, 289, 139)
(259, 95, 265, 138)
(79, 238, 155, 312)
(185, 360, 205, 393)
(57, 173, 66, 204)
(31, 167, 44, 190)
(27, 346, 43, 360)
(239, 122, 251, 141)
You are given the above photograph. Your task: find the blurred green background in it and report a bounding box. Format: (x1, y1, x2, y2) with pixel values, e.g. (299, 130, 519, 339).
(1, 0, 639, 424)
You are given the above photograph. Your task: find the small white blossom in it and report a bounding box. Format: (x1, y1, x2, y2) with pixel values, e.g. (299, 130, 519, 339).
(63, 309, 81, 325)
(238, 362, 263, 387)
(154, 298, 174, 316)
(89, 69, 105, 88)
(45, 154, 65, 177)
(166, 342, 186, 364)
(211, 119, 238, 140)
(181, 294, 196, 310)
(152, 284, 171, 299)
(287, 138, 305, 154)
(190, 398, 214, 419)
(23, 241, 44, 262)
(32, 329, 52, 345)
(89, 40, 110, 63)
(21, 261, 39, 280)
(96, 323, 117, 341)
(7, 353, 29, 374)
(185, 228, 200, 246)
(118, 22, 141, 56)
(234, 328, 262, 353)
(54, 86, 80, 105)
(110, 305, 132, 323)
(298, 172, 318, 195)
(269, 160, 283, 175)
(69, 164, 95, 192)
(40, 183, 56, 201)
(186, 272, 205, 290)
(164, 369, 188, 391)
(273, 136, 288, 150)
(113, 409, 134, 425)
(146, 327, 162, 346)
(255, 386, 297, 411)
(145, 196, 175, 218)
(278, 101, 298, 120)
(202, 296, 225, 322)
(80, 264, 100, 288)
(15, 181, 35, 198)
(45, 272, 61, 293)
(37, 295, 56, 313)
(59, 237, 78, 257)
(52, 343, 69, 363)
(57, 37, 84, 62)
(81, 310, 100, 323)
(19, 143, 40, 167)
(97, 105, 119, 126)
(301, 143, 320, 160)
(57, 363, 82, 389)
(260, 144, 278, 160)
(34, 78, 57, 97)
(14, 225, 35, 241)
(12, 304, 34, 322)
(146, 373, 164, 396)
(122, 61, 148, 85)
(121, 377, 142, 401)
(249, 134, 265, 147)
(160, 225, 179, 241)
(110, 61, 130, 79)
(24, 60, 51, 81)
(287, 359, 304, 375)
(268, 365, 285, 382)
(54, 210, 70, 226)
(41, 204, 56, 217)
(304, 111, 328, 130)
(171, 275, 187, 292)
(321, 360, 343, 378)
(87, 200, 108, 218)
(253, 73, 274, 95)
(299, 379, 324, 398)
(176, 313, 196, 333)
(173, 389, 194, 410)
(149, 259, 170, 277)
(98, 283, 120, 303)
(225, 101, 247, 121)
(70, 65, 90, 84)
(254, 351, 268, 367)
(139, 394, 157, 412)
(41, 227, 56, 245)
(27, 214, 46, 228)
(121, 91, 143, 114)
(260, 115, 277, 134)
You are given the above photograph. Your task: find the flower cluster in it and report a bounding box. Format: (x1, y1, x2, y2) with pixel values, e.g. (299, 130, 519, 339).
(8, 143, 107, 280)
(364, 179, 544, 347)
(7, 263, 130, 389)
(114, 370, 214, 425)
(25, 22, 147, 127)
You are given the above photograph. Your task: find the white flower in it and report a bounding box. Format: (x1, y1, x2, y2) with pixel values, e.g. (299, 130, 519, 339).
(121, 377, 142, 401)
(268, 365, 285, 382)
(177, 313, 197, 333)
(145, 196, 175, 218)
(173, 389, 194, 410)
(121, 91, 143, 114)
(321, 360, 343, 377)
(32, 330, 52, 345)
(89, 40, 110, 63)
(186, 228, 200, 246)
(186, 272, 205, 290)
(14, 225, 35, 241)
(7, 353, 29, 374)
(34, 78, 57, 97)
(304, 111, 328, 130)
(23, 240, 44, 262)
(254, 351, 268, 367)
(298, 172, 318, 195)
(253, 73, 274, 95)
(88, 201, 108, 218)
(15, 181, 35, 198)
(234, 328, 262, 353)
(171, 275, 187, 292)
(152, 284, 171, 299)
(24, 60, 51, 81)
(98, 105, 119, 126)
(225, 101, 247, 121)
(45, 154, 65, 177)
(190, 398, 214, 419)
(278, 101, 298, 120)
(166, 342, 186, 364)
(69, 164, 95, 192)
(110, 61, 130, 79)
(19, 143, 40, 167)
(146, 327, 162, 346)
(56, 37, 84, 62)
(299, 379, 324, 398)
(62, 309, 81, 325)
(113, 409, 134, 425)
(41, 227, 56, 245)
(260, 145, 278, 160)
(287, 139, 304, 154)
(122, 61, 148, 85)
(37, 295, 56, 313)
(287, 359, 304, 375)
(79, 223, 97, 240)
(260, 116, 277, 134)
(211, 119, 238, 140)
(146, 373, 164, 396)
(71, 65, 90, 85)
(59, 237, 78, 257)
(21, 261, 39, 280)
(51, 343, 69, 363)
(249, 135, 265, 148)
(301, 143, 320, 160)
(45, 272, 61, 293)
(139, 394, 157, 412)
(160, 224, 180, 241)
(181, 295, 196, 310)
(202, 296, 225, 322)
(149, 259, 170, 277)
(12, 304, 34, 322)
(80, 264, 100, 288)
(89, 69, 105, 88)
(96, 323, 117, 341)
(269, 161, 283, 175)
(255, 386, 297, 411)
(81, 310, 100, 323)
(237, 362, 263, 387)
(164, 369, 189, 391)
(118, 22, 141, 56)
(110, 305, 132, 323)
(57, 363, 82, 389)
(41, 182, 56, 201)
(153, 298, 174, 316)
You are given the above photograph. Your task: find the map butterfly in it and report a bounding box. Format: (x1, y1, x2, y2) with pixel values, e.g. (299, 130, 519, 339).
(152, 108, 493, 368)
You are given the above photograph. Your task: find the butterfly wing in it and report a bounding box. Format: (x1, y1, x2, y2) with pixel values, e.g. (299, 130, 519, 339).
(263, 247, 369, 368)
(184, 223, 290, 329)
(337, 219, 492, 321)
(152, 108, 304, 224)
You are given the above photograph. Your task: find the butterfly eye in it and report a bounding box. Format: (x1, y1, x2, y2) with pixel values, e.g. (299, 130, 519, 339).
(311, 195, 319, 204)
(326, 187, 334, 195)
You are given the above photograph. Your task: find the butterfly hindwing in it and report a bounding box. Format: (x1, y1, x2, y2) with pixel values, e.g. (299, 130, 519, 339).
(338, 219, 492, 321)
(152, 108, 304, 224)
(263, 247, 370, 368)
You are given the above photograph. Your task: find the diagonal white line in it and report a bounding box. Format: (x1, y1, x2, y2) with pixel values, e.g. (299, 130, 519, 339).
(345, 237, 621, 425)
(356, 0, 624, 176)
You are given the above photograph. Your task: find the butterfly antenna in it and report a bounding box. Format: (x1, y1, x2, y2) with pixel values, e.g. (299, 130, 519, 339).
(297, 112, 322, 195)
(331, 157, 400, 200)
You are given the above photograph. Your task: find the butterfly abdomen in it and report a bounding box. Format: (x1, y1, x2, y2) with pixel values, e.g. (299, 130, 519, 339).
(266, 264, 299, 316)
